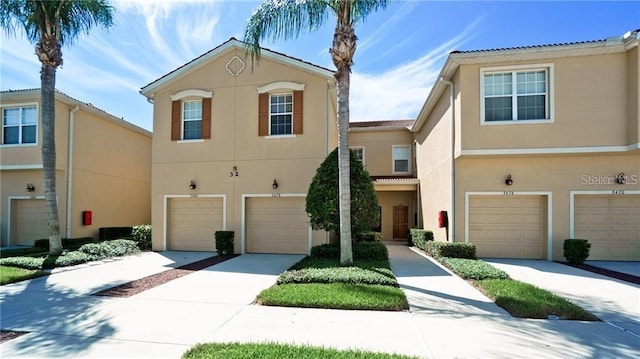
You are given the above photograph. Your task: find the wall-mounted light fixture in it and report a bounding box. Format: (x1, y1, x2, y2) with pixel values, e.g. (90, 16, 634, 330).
(189, 180, 197, 190)
(26, 183, 35, 192)
(615, 173, 627, 185)
(272, 179, 279, 189)
(505, 174, 513, 186)
(230, 166, 239, 177)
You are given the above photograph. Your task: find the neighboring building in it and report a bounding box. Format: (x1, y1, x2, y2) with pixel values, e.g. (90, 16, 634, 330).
(412, 30, 640, 261)
(140, 38, 338, 254)
(0, 89, 152, 246)
(349, 120, 418, 240)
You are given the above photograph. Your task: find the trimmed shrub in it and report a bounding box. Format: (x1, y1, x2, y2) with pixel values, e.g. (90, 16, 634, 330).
(215, 231, 234, 254)
(310, 244, 340, 259)
(425, 241, 476, 259)
(132, 224, 152, 250)
(309, 242, 388, 261)
(354, 230, 382, 242)
(440, 257, 509, 280)
(277, 266, 398, 286)
(0, 256, 45, 270)
(78, 239, 139, 260)
(43, 251, 91, 269)
(563, 239, 591, 265)
(99, 227, 133, 241)
(33, 237, 98, 251)
(409, 229, 433, 250)
(354, 241, 388, 261)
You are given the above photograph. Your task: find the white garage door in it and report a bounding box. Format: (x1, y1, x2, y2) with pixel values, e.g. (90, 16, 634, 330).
(246, 197, 309, 254)
(167, 197, 224, 251)
(468, 195, 546, 259)
(574, 195, 640, 261)
(13, 199, 48, 246)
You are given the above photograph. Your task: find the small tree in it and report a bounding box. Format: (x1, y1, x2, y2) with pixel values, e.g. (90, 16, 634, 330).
(306, 148, 379, 238)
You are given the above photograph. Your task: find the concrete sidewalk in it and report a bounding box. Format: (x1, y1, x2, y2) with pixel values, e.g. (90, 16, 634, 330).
(1, 245, 639, 358)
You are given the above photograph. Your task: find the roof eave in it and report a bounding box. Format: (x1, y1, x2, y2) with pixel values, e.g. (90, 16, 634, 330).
(140, 39, 335, 98)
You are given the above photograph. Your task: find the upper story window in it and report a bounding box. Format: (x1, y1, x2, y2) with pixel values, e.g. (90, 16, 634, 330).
(350, 146, 364, 164)
(393, 145, 410, 173)
(481, 64, 553, 124)
(257, 81, 305, 137)
(2, 105, 37, 145)
(270, 93, 293, 135)
(170, 89, 212, 142)
(182, 100, 202, 140)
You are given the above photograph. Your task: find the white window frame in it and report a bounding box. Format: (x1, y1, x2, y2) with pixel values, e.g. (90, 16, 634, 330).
(181, 99, 203, 141)
(480, 63, 554, 125)
(392, 145, 411, 174)
(1, 103, 38, 147)
(268, 92, 294, 137)
(350, 146, 365, 164)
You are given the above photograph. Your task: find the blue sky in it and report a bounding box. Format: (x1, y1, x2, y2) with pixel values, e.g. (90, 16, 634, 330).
(1, 0, 639, 131)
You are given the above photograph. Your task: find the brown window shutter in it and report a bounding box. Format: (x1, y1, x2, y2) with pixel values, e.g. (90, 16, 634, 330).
(258, 93, 269, 136)
(293, 90, 303, 134)
(202, 97, 211, 139)
(171, 100, 181, 141)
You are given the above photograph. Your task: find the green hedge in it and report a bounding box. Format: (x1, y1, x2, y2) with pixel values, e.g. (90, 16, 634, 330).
(34, 237, 98, 251)
(439, 257, 509, 280)
(277, 266, 398, 286)
(425, 241, 476, 259)
(98, 227, 133, 241)
(132, 224, 152, 250)
(408, 229, 433, 250)
(310, 242, 388, 261)
(215, 231, 234, 254)
(563, 239, 591, 265)
(0, 240, 139, 270)
(354, 231, 383, 242)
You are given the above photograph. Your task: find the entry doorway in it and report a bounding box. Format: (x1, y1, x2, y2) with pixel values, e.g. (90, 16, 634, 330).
(393, 206, 408, 239)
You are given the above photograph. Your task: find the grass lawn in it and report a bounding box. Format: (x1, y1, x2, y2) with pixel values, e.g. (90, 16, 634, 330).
(477, 279, 598, 321)
(183, 342, 417, 359)
(0, 265, 48, 285)
(257, 254, 408, 311)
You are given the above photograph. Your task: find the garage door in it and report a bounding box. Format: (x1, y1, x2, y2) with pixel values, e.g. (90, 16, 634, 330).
(574, 195, 640, 261)
(13, 199, 49, 246)
(246, 197, 309, 254)
(167, 197, 224, 251)
(468, 196, 546, 259)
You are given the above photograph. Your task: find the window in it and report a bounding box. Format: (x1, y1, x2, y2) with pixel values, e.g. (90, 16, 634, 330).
(170, 89, 212, 141)
(257, 82, 304, 137)
(350, 147, 364, 164)
(182, 100, 202, 140)
(2, 105, 37, 145)
(393, 145, 410, 173)
(269, 93, 293, 136)
(481, 65, 552, 123)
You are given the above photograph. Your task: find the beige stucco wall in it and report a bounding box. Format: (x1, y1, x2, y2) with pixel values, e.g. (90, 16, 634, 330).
(349, 128, 415, 176)
(458, 52, 634, 151)
(414, 86, 455, 242)
(0, 93, 151, 245)
(149, 47, 336, 252)
(627, 46, 639, 145)
(455, 153, 639, 261)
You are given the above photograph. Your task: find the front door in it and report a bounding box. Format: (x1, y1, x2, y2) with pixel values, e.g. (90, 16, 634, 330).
(393, 206, 408, 239)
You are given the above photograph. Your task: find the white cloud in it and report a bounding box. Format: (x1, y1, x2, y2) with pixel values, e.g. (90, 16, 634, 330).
(350, 17, 484, 121)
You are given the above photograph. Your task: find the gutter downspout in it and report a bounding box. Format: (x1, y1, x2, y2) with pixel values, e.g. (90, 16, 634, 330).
(441, 79, 455, 242)
(66, 105, 80, 238)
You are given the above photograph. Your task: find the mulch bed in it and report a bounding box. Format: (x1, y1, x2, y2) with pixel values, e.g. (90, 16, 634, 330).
(0, 330, 29, 344)
(561, 262, 640, 285)
(93, 254, 240, 298)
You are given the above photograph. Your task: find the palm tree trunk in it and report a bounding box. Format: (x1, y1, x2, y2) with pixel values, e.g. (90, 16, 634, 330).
(41, 63, 63, 255)
(336, 65, 353, 266)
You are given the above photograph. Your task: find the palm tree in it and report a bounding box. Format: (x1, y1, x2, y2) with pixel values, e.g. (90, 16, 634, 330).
(244, 0, 388, 266)
(1, 0, 113, 255)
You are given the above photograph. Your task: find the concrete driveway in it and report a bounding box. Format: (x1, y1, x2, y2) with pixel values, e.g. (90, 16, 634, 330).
(485, 259, 640, 338)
